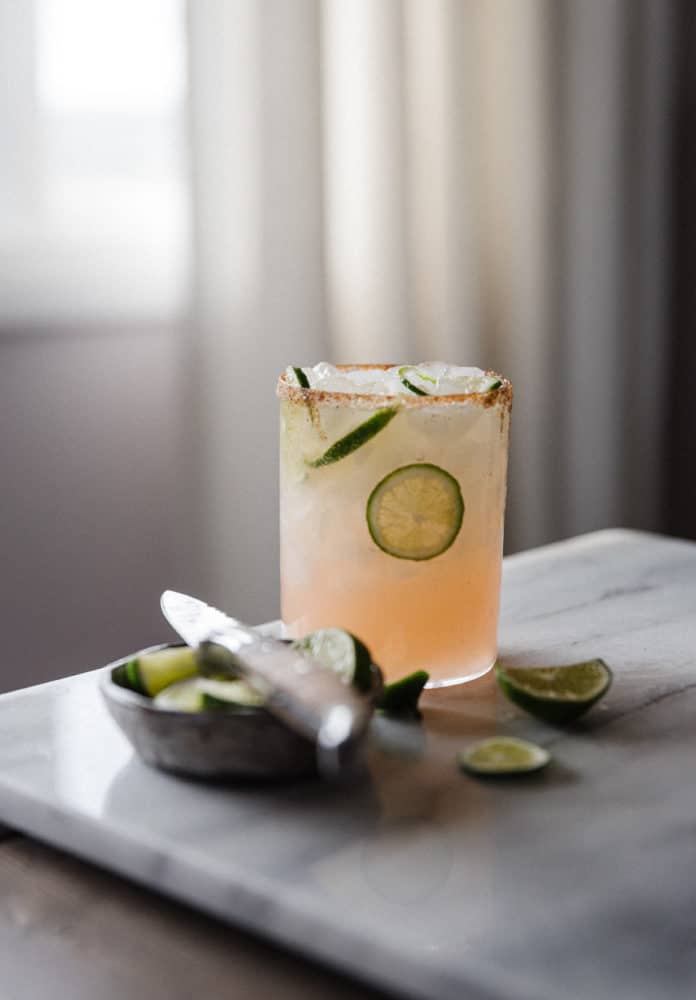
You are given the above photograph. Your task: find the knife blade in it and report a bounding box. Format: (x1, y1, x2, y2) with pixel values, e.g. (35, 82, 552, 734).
(160, 590, 372, 777)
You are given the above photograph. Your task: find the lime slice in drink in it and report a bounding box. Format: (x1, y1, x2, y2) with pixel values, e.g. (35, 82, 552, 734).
(377, 670, 429, 717)
(397, 366, 434, 396)
(291, 366, 310, 388)
(458, 737, 551, 776)
(292, 627, 373, 693)
(495, 658, 612, 723)
(309, 407, 398, 468)
(366, 463, 464, 560)
(113, 647, 198, 697)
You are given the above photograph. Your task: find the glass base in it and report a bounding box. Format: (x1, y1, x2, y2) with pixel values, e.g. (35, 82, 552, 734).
(425, 658, 495, 689)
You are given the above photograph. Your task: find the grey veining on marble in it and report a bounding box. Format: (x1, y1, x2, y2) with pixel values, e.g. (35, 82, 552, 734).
(1, 529, 695, 1000)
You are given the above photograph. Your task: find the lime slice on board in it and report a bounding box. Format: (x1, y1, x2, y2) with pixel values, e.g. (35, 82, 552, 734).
(113, 647, 198, 697)
(367, 463, 464, 560)
(458, 737, 551, 776)
(309, 408, 398, 468)
(292, 627, 373, 693)
(495, 658, 612, 723)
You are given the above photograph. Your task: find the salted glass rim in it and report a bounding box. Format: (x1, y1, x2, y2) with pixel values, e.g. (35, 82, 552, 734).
(276, 364, 512, 409)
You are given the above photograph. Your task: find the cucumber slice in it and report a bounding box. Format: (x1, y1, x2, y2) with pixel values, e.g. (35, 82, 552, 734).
(458, 737, 551, 776)
(292, 628, 373, 693)
(377, 670, 429, 718)
(308, 408, 398, 468)
(367, 463, 464, 561)
(113, 647, 198, 697)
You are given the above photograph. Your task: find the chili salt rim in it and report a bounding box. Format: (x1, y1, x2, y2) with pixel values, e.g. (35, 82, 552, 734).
(276, 364, 513, 411)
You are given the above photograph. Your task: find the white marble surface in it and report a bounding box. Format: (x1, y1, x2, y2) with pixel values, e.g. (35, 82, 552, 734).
(1, 529, 695, 1000)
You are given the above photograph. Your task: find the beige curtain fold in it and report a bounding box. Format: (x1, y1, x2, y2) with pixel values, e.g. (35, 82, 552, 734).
(187, 0, 673, 621)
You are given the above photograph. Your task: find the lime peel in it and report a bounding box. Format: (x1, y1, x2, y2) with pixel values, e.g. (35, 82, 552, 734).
(378, 670, 429, 717)
(309, 407, 398, 468)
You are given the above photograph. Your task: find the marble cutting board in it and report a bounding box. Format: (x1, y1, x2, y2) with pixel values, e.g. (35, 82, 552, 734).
(1, 529, 696, 1000)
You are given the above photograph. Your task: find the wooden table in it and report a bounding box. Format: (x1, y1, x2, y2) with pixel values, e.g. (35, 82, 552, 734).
(0, 827, 384, 1000)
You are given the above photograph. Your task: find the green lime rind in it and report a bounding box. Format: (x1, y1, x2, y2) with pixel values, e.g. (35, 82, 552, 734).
(112, 661, 145, 694)
(458, 737, 551, 777)
(397, 366, 432, 396)
(377, 670, 429, 718)
(487, 379, 502, 391)
(292, 366, 310, 388)
(400, 376, 429, 396)
(114, 647, 198, 697)
(398, 365, 436, 385)
(309, 407, 399, 468)
(292, 627, 373, 693)
(366, 462, 464, 561)
(495, 658, 612, 724)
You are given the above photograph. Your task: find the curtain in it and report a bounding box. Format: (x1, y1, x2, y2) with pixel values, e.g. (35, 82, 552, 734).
(186, 0, 675, 623)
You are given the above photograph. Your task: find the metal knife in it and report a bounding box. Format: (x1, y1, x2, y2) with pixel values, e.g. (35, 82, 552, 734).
(160, 590, 372, 777)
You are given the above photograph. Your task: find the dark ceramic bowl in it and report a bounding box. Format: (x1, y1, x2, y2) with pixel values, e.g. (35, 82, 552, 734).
(100, 641, 382, 782)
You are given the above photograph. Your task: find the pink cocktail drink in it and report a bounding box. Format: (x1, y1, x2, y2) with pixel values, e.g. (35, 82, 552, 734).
(278, 364, 511, 687)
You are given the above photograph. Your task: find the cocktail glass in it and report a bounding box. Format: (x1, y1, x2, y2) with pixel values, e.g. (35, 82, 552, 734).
(277, 366, 511, 687)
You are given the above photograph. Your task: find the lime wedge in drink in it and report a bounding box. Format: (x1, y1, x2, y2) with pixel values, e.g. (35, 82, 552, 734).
(495, 658, 612, 723)
(309, 408, 398, 468)
(366, 463, 464, 560)
(113, 647, 198, 697)
(397, 366, 435, 396)
(292, 627, 373, 693)
(377, 670, 429, 717)
(291, 366, 310, 388)
(458, 737, 550, 776)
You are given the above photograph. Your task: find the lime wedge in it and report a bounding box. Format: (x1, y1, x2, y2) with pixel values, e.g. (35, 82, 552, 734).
(495, 658, 612, 723)
(309, 408, 398, 468)
(291, 366, 310, 388)
(397, 366, 433, 396)
(154, 677, 264, 712)
(292, 627, 373, 693)
(377, 670, 429, 718)
(113, 647, 198, 697)
(200, 678, 265, 709)
(458, 737, 550, 776)
(153, 677, 204, 712)
(366, 463, 464, 560)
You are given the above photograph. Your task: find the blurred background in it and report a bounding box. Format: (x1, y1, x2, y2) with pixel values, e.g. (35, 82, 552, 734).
(1, 0, 693, 691)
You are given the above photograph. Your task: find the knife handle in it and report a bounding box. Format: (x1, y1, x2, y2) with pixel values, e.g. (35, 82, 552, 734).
(200, 634, 372, 778)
